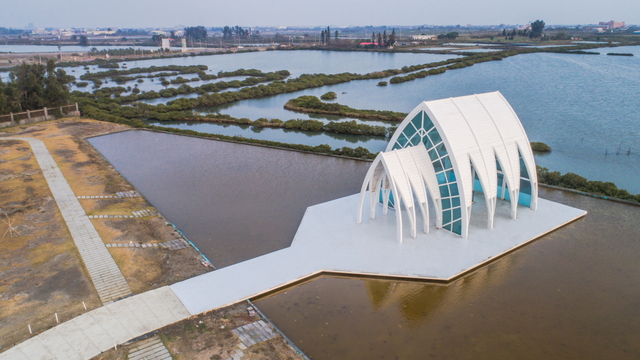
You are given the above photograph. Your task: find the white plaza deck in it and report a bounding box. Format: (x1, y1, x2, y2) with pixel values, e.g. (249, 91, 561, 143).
(171, 193, 587, 314)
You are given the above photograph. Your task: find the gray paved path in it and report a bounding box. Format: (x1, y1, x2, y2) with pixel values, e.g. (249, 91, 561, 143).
(0, 137, 131, 303)
(0, 287, 189, 360)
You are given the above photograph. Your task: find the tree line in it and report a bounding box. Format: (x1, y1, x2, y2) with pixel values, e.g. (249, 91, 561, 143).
(222, 26, 250, 39)
(369, 29, 396, 48)
(0, 60, 72, 115)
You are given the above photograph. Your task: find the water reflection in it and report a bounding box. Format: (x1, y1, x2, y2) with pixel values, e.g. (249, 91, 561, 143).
(256, 187, 640, 359)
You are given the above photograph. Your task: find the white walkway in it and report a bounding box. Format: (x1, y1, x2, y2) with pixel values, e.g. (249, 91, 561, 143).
(0, 287, 188, 360)
(0, 137, 131, 303)
(172, 193, 586, 314)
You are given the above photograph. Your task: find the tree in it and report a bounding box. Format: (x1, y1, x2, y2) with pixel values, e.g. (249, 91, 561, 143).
(0, 61, 71, 114)
(530, 20, 545, 38)
(387, 29, 396, 47)
(78, 35, 89, 46)
(184, 26, 207, 41)
(335, 30, 338, 40)
(326, 26, 331, 44)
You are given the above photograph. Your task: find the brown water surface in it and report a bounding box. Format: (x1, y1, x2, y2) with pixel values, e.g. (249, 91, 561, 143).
(255, 188, 640, 359)
(88, 130, 370, 268)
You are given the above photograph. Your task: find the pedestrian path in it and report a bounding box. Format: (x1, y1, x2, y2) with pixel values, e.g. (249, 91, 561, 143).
(87, 208, 157, 219)
(0, 137, 132, 303)
(105, 238, 191, 250)
(77, 191, 141, 199)
(0, 287, 189, 360)
(127, 336, 172, 360)
(232, 320, 277, 347)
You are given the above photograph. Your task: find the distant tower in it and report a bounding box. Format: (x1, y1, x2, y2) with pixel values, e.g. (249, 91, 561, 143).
(161, 38, 171, 51)
(181, 38, 187, 53)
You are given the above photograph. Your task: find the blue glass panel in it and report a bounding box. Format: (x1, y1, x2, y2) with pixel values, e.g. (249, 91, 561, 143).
(474, 178, 484, 193)
(409, 135, 422, 146)
(423, 136, 433, 149)
(496, 158, 502, 171)
(452, 220, 462, 235)
(396, 133, 408, 148)
(518, 178, 532, 206)
(428, 128, 442, 144)
(446, 170, 456, 182)
(442, 156, 452, 170)
(436, 143, 448, 157)
(433, 160, 443, 172)
(497, 173, 504, 187)
(436, 172, 447, 184)
(452, 197, 461, 207)
(410, 112, 423, 129)
(449, 183, 459, 196)
(519, 151, 530, 179)
(424, 114, 434, 130)
(453, 207, 462, 220)
(439, 185, 450, 197)
(443, 210, 452, 224)
(403, 124, 417, 139)
(428, 149, 439, 161)
(442, 198, 451, 209)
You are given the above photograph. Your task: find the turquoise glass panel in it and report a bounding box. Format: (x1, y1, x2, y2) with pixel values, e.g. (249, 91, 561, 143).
(449, 183, 459, 196)
(423, 136, 433, 149)
(452, 197, 461, 207)
(442, 156, 452, 170)
(442, 198, 451, 209)
(452, 220, 462, 235)
(443, 210, 452, 224)
(403, 124, 417, 139)
(446, 170, 456, 182)
(433, 160, 443, 172)
(474, 178, 484, 193)
(424, 114, 434, 130)
(428, 128, 442, 144)
(436, 172, 447, 184)
(496, 158, 502, 171)
(453, 207, 462, 220)
(443, 223, 452, 231)
(439, 185, 450, 197)
(410, 112, 423, 129)
(436, 143, 448, 157)
(428, 149, 439, 161)
(396, 133, 408, 148)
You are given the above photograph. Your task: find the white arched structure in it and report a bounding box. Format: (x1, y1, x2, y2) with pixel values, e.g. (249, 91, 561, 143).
(358, 91, 538, 240)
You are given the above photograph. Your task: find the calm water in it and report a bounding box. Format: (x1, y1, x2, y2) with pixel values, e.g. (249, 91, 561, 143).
(88, 129, 640, 359)
(162, 46, 639, 193)
(256, 187, 640, 359)
(88, 130, 370, 268)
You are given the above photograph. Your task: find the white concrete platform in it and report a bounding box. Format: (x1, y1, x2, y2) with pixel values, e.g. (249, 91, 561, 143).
(171, 193, 586, 314)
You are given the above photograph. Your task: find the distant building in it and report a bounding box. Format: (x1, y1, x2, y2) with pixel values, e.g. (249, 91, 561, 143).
(161, 38, 171, 50)
(410, 35, 436, 40)
(599, 21, 625, 29)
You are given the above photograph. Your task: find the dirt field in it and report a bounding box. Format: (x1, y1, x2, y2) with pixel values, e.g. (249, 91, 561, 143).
(92, 302, 306, 360)
(0, 118, 212, 353)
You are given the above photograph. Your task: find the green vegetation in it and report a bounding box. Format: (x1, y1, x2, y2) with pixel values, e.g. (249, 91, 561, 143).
(377, 81, 388, 86)
(184, 26, 207, 41)
(0, 60, 72, 114)
(530, 142, 551, 152)
(537, 166, 640, 203)
(285, 95, 406, 122)
(320, 92, 337, 100)
(80, 65, 209, 82)
(607, 53, 634, 56)
(530, 20, 546, 39)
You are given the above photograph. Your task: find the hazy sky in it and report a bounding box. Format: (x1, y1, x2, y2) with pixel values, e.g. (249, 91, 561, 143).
(2, 0, 638, 29)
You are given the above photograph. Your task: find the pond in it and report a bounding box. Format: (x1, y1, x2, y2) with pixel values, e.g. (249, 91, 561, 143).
(254, 187, 640, 359)
(88, 130, 371, 268)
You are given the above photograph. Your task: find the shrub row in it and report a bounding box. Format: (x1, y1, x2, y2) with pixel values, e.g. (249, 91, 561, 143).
(285, 95, 406, 122)
(537, 166, 639, 203)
